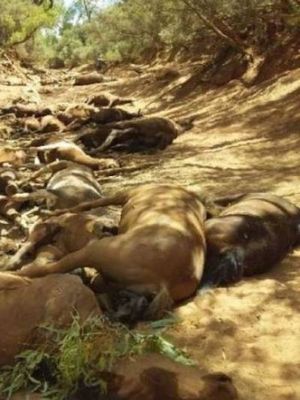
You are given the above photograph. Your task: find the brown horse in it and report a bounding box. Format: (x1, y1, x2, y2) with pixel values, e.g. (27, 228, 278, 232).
(202, 193, 300, 287)
(17, 184, 207, 320)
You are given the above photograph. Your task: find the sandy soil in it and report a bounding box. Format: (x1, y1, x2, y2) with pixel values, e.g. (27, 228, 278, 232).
(1, 63, 300, 399)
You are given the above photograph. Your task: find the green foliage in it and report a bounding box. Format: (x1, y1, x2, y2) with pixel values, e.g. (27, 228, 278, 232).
(39, 0, 300, 65)
(0, 0, 61, 48)
(2, 0, 299, 64)
(0, 350, 51, 398)
(0, 315, 193, 400)
(87, 0, 195, 61)
(54, 26, 93, 66)
(36, 1, 101, 66)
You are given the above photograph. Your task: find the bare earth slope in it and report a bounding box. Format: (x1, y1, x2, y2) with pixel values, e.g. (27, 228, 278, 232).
(1, 63, 300, 399)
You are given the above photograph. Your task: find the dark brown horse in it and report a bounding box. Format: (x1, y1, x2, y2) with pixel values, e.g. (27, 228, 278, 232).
(202, 193, 300, 287)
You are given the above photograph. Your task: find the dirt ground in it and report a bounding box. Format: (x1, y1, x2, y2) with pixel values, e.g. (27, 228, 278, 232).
(1, 62, 300, 399)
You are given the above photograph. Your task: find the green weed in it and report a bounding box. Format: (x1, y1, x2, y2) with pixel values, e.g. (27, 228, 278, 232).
(0, 314, 193, 399)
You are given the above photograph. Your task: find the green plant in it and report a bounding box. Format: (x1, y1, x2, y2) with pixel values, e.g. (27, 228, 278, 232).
(0, 314, 193, 399)
(0, 0, 61, 48)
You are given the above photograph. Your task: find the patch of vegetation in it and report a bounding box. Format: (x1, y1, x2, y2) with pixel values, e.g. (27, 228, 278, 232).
(1, 1, 299, 67)
(0, 1, 61, 48)
(46, 0, 300, 65)
(0, 315, 193, 399)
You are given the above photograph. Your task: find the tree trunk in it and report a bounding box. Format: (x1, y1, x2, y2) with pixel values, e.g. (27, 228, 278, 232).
(9, 25, 43, 47)
(180, 0, 255, 60)
(180, 0, 266, 84)
(82, 0, 92, 22)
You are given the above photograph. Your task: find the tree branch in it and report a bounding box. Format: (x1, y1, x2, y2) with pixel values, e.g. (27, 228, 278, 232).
(33, 0, 53, 8)
(180, 0, 253, 58)
(82, 0, 92, 22)
(10, 24, 43, 47)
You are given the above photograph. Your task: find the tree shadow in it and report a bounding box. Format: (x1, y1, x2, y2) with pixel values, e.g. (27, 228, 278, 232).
(170, 248, 300, 400)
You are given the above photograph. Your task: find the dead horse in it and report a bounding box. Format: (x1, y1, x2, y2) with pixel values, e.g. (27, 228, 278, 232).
(17, 184, 207, 319)
(202, 193, 300, 287)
